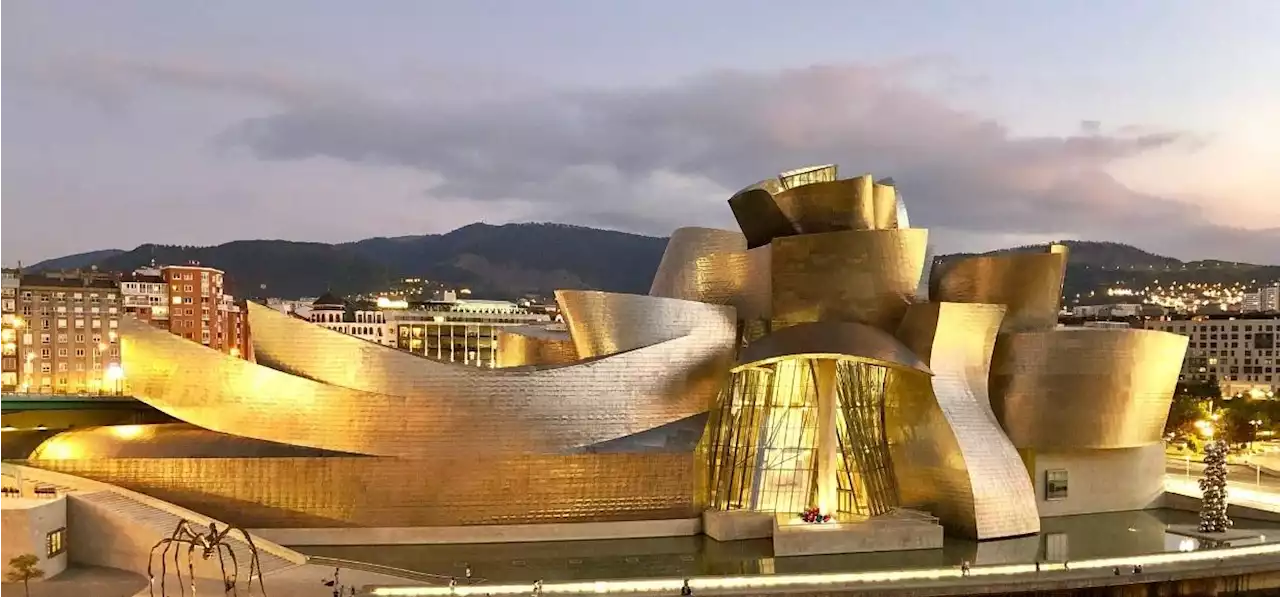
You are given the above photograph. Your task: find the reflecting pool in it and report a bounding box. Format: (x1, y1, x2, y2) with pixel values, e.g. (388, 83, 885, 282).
(296, 509, 1280, 583)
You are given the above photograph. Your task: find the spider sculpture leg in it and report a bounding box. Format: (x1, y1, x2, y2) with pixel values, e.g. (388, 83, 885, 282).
(148, 538, 175, 597)
(233, 526, 267, 596)
(222, 541, 240, 597)
(161, 524, 189, 597)
(187, 543, 197, 596)
(173, 533, 188, 597)
(216, 542, 237, 596)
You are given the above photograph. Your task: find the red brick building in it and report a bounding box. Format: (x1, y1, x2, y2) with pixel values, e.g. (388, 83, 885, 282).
(160, 263, 251, 359)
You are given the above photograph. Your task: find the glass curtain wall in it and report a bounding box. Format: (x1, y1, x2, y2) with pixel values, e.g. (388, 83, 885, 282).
(707, 357, 902, 519)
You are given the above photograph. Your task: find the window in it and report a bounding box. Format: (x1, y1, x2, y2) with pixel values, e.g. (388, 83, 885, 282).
(40, 348, 50, 358)
(57, 348, 67, 357)
(1045, 469, 1068, 501)
(74, 348, 85, 357)
(46, 527, 66, 557)
(41, 334, 50, 344)
(40, 363, 51, 374)
(1043, 532, 1068, 562)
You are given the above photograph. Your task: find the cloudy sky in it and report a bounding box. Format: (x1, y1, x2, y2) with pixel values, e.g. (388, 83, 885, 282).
(4, 0, 1278, 264)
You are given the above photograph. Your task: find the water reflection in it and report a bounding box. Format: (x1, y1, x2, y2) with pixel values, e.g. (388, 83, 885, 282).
(297, 509, 1280, 583)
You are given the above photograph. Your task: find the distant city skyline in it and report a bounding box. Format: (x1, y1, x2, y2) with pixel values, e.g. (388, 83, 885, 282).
(4, 0, 1279, 264)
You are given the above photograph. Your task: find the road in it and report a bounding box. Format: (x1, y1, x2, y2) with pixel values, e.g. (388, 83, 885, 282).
(1165, 457, 1280, 490)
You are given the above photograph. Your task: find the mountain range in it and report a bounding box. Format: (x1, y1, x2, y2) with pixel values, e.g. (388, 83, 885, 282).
(27, 223, 1280, 302)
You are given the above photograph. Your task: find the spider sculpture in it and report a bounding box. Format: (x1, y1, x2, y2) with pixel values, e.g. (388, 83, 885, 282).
(147, 520, 267, 596)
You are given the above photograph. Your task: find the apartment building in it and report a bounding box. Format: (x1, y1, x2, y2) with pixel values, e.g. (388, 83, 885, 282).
(282, 289, 552, 366)
(391, 298, 552, 368)
(306, 292, 394, 346)
(1144, 315, 1280, 397)
(161, 263, 250, 358)
(1, 270, 20, 391)
(119, 266, 170, 324)
(1242, 284, 1280, 314)
(10, 271, 124, 395)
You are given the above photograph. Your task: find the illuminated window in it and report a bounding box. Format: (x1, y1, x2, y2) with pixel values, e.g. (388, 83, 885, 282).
(47, 527, 66, 557)
(1045, 469, 1068, 501)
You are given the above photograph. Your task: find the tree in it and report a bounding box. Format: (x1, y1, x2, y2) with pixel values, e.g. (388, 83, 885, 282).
(6, 554, 44, 597)
(1165, 394, 1204, 438)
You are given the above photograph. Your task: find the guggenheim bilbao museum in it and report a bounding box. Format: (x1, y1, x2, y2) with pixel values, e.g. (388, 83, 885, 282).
(19, 164, 1188, 554)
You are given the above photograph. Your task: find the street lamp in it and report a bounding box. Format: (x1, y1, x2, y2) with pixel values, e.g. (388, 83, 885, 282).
(105, 363, 125, 396)
(1195, 419, 1216, 439)
(1248, 419, 1263, 450)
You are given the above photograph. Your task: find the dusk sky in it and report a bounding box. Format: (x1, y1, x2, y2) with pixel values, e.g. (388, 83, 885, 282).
(4, 0, 1278, 264)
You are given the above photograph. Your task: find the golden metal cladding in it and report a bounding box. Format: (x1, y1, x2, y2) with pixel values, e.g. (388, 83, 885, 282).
(726, 165, 905, 247)
(733, 321, 932, 376)
(121, 317, 395, 457)
(989, 327, 1189, 450)
(929, 245, 1069, 332)
(727, 187, 799, 249)
(644, 227, 771, 321)
(494, 324, 578, 367)
(31, 452, 700, 528)
(871, 181, 899, 229)
(647, 227, 749, 306)
(890, 302, 1040, 540)
(771, 175, 879, 233)
(240, 299, 735, 455)
(770, 229, 929, 331)
(556, 290, 736, 359)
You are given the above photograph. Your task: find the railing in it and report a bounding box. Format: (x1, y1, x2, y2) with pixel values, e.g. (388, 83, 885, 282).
(1, 389, 129, 398)
(308, 556, 485, 586)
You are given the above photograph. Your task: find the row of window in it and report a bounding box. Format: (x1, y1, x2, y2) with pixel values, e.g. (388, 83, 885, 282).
(31, 345, 119, 358)
(1158, 323, 1279, 333)
(20, 291, 117, 302)
(27, 360, 116, 373)
(24, 332, 116, 344)
(34, 318, 119, 330)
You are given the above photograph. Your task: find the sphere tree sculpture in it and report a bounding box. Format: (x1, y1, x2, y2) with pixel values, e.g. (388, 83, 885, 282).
(1197, 440, 1233, 533)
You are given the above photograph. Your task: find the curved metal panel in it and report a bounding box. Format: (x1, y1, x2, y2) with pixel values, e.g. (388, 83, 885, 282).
(871, 181, 899, 230)
(771, 229, 929, 331)
(738, 245, 773, 323)
(33, 452, 701, 528)
(30, 423, 350, 459)
(242, 300, 735, 454)
(772, 175, 877, 233)
(727, 188, 797, 249)
(557, 290, 735, 359)
(891, 302, 1040, 540)
(648, 227, 749, 306)
(990, 327, 1188, 450)
(122, 318, 397, 456)
(495, 325, 577, 368)
(878, 177, 910, 229)
(930, 246, 1068, 332)
(734, 321, 932, 375)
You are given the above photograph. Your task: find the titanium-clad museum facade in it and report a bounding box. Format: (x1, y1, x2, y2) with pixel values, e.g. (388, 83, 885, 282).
(19, 165, 1187, 546)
